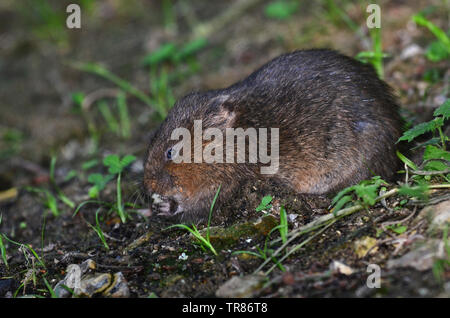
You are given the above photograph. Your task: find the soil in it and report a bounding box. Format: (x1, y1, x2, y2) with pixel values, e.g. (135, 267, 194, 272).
(0, 0, 449, 298)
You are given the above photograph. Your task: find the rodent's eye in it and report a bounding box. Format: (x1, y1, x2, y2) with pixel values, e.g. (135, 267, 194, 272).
(166, 147, 174, 160)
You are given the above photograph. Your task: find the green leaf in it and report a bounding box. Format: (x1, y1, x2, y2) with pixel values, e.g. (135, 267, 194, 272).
(45, 192, 60, 217)
(103, 154, 121, 174)
(332, 176, 386, 210)
(0, 235, 7, 268)
(279, 206, 288, 244)
(103, 154, 136, 174)
(256, 195, 273, 212)
(423, 68, 441, 83)
(120, 155, 137, 170)
(63, 170, 77, 182)
(71, 92, 85, 108)
(387, 224, 408, 235)
(264, 1, 299, 20)
(173, 38, 208, 62)
(87, 173, 114, 199)
(88, 173, 114, 190)
(398, 118, 444, 142)
(332, 195, 353, 215)
(396, 151, 419, 170)
(331, 185, 355, 206)
(88, 186, 99, 199)
(82, 159, 99, 170)
(423, 145, 450, 171)
(398, 184, 429, 201)
(98, 101, 120, 134)
(434, 99, 450, 120)
(354, 184, 379, 206)
(117, 91, 131, 139)
(142, 43, 177, 66)
(426, 41, 450, 62)
(423, 145, 450, 161)
(412, 13, 450, 53)
(88, 173, 114, 198)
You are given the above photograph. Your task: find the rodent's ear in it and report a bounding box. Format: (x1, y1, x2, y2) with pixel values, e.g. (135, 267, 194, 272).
(209, 94, 233, 110)
(207, 94, 236, 128)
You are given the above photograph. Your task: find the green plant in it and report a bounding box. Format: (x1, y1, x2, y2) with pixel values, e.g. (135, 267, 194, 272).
(0, 214, 8, 268)
(141, 38, 208, 113)
(264, 0, 299, 20)
(0, 235, 46, 269)
(279, 206, 288, 244)
(386, 224, 408, 235)
(255, 195, 273, 212)
(42, 276, 57, 298)
(20, 0, 67, 46)
(85, 209, 109, 250)
(82, 159, 99, 170)
(25, 155, 76, 217)
(355, 26, 386, 79)
(87, 173, 114, 199)
(397, 183, 430, 201)
(49, 156, 75, 209)
(75, 154, 136, 223)
(166, 185, 222, 256)
(0, 128, 23, 160)
(233, 205, 289, 271)
(141, 43, 176, 67)
(232, 221, 286, 272)
(102, 154, 137, 223)
(25, 187, 60, 217)
(322, 0, 359, 32)
(96, 91, 131, 139)
(72, 62, 167, 118)
(162, 0, 176, 32)
(142, 38, 208, 67)
(397, 99, 450, 184)
(331, 176, 388, 214)
(149, 67, 176, 115)
(398, 99, 449, 148)
(413, 13, 450, 62)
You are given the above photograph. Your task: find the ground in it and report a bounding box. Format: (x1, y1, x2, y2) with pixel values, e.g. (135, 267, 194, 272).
(0, 0, 449, 298)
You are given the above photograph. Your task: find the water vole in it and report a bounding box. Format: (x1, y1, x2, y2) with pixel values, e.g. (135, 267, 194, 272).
(143, 49, 403, 222)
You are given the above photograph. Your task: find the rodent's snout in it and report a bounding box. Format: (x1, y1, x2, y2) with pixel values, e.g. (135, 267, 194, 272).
(143, 168, 184, 216)
(150, 193, 183, 216)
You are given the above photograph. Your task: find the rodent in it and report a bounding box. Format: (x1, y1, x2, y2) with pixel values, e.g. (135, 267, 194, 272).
(143, 49, 403, 222)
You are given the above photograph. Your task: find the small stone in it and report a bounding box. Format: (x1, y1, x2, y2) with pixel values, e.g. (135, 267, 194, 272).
(77, 273, 112, 297)
(416, 200, 450, 230)
(400, 44, 422, 59)
(102, 272, 130, 298)
(216, 274, 266, 298)
(330, 260, 354, 276)
(387, 239, 446, 271)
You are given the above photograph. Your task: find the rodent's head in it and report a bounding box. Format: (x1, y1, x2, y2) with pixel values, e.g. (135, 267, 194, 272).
(143, 92, 239, 221)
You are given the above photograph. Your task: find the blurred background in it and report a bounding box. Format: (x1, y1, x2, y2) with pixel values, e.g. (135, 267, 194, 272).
(0, 0, 448, 186)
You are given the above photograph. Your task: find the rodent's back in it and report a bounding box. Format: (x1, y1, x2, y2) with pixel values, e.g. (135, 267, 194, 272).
(219, 49, 402, 193)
